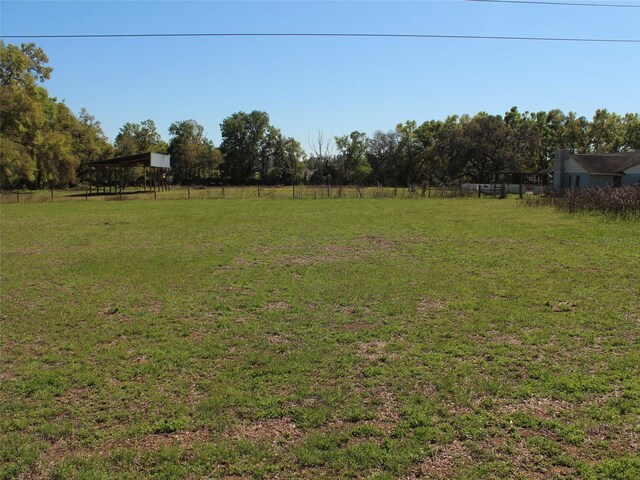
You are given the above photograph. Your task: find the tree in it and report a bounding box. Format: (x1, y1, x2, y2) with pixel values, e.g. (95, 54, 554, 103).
(367, 130, 399, 186)
(532, 109, 566, 166)
(435, 115, 467, 182)
(1, 42, 111, 189)
(395, 121, 421, 185)
(335, 131, 370, 184)
(623, 113, 640, 151)
(458, 113, 511, 181)
(0, 83, 43, 187)
(0, 41, 52, 88)
(168, 119, 219, 184)
(306, 131, 335, 184)
(0, 41, 51, 187)
(504, 107, 544, 171)
(561, 112, 590, 154)
(588, 109, 625, 153)
(268, 131, 306, 184)
(220, 111, 271, 184)
(114, 119, 166, 156)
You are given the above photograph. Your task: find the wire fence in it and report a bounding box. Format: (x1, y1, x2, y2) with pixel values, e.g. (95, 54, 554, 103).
(1, 185, 480, 204)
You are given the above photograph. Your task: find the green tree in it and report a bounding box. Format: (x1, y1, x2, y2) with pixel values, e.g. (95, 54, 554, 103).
(219, 111, 272, 184)
(335, 131, 370, 184)
(622, 113, 640, 151)
(168, 119, 219, 184)
(504, 107, 544, 171)
(459, 113, 510, 181)
(0, 41, 52, 88)
(114, 119, 166, 156)
(1, 41, 110, 188)
(0, 84, 42, 187)
(268, 131, 305, 184)
(435, 115, 468, 181)
(367, 130, 400, 186)
(561, 112, 590, 154)
(588, 109, 626, 153)
(0, 41, 50, 187)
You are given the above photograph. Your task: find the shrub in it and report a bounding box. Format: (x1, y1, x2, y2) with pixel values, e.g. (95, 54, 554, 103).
(523, 185, 640, 219)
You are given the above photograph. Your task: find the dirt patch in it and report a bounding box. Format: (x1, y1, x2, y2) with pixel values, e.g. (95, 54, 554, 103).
(145, 299, 163, 315)
(277, 234, 401, 266)
(342, 321, 370, 331)
(498, 397, 572, 420)
(623, 310, 639, 325)
(370, 387, 401, 433)
(267, 334, 290, 344)
(229, 418, 301, 444)
(234, 257, 258, 267)
(134, 430, 212, 451)
(356, 341, 387, 362)
(264, 301, 291, 311)
(550, 301, 578, 313)
(417, 297, 445, 314)
(489, 333, 524, 347)
(407, 440, 472, 479)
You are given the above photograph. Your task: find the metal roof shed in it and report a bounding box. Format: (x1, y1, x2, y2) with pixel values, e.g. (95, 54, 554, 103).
(88, 152, 171, 196)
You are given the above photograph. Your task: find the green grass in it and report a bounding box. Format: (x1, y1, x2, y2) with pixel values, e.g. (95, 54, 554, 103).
(1, 198, 638, 479)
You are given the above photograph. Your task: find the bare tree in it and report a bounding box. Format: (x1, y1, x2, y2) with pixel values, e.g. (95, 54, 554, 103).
(307, 130, 335, 184)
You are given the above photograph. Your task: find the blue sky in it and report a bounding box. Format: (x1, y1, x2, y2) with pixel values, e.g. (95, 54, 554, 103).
(1, 0, 639, 148)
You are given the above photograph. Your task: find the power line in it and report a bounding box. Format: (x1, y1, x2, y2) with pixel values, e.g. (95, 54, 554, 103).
(0, 32, 638, 43)
(465, 0, 640, 7)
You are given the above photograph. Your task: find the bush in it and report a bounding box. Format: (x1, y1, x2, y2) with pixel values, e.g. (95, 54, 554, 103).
(523, 185, 640, 219)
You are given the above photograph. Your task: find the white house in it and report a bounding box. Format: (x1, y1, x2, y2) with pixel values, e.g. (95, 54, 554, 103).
(553, 150, 640, 190)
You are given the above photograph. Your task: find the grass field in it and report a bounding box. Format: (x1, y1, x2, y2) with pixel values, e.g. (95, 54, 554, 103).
(1, 198, 639, 479)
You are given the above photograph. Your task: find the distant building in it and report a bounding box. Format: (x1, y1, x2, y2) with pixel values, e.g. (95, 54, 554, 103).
(553, 150, 640, 190)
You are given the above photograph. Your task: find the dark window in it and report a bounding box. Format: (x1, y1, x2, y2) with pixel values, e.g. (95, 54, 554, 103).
(613, 176, 622, 187)
(575, 175, 580, 187)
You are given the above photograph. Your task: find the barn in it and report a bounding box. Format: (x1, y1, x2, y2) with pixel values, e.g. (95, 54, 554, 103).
(553, 149, 640, 190)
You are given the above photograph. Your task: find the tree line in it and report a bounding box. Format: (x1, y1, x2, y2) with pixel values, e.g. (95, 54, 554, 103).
(2, 41, 639, 190)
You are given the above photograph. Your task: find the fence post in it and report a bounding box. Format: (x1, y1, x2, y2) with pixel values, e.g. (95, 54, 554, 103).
(50, 184, 54, 202)
(292, 184, 295, 198)
(86, 189, 88, 201)
(222, 184, 225, 199)
(519, 174, 523, 199)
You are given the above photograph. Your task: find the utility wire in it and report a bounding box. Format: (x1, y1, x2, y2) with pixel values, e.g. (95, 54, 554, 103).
(465, 0, 640, 7)
(1, 32, 638, 43)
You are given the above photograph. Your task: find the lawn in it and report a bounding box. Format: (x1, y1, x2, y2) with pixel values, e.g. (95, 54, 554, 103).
(1, 198, 638, 479)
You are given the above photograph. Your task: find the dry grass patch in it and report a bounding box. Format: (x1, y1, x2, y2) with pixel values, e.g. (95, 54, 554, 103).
(499, 397, 572, 420)
(417, 297, 445, 314)
(267, 334, 290, 345)
(263, 300, 291, 311)
(356, 340, 387, 362)
(407, 440, 473, 479)
(228, 418, 301, 445)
